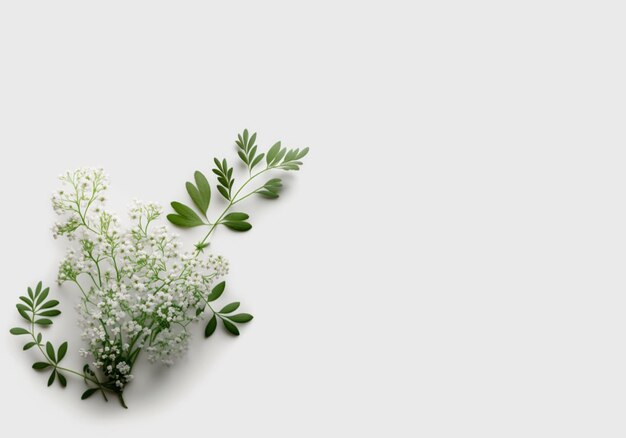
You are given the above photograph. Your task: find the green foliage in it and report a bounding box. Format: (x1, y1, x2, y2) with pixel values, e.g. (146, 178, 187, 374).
(32, 362, 51, 370)
(11, 283, 71, 390)
(10, 327, 29, 335)
(186, 171, 211, 215)
(213, 158, 235, 201)
(256, 178, 282, 199)
(11, 282, 61, 326)
(266, 142, 309, 171)
(236, 129, 265, 172)
(229, 313, 254, 323)
(222, 319, 240, 336)
(204, 314, 217, 338)
(167, 201, 206, 228)
(166, 129, 306, 344)
(167, 129, 308, 243)
(202, 281, 254, 338)
(222, 212, 252, 231)
(81, 388, 98, 400)
(219, 302, 240, 314)
(206, 281, 225, 302)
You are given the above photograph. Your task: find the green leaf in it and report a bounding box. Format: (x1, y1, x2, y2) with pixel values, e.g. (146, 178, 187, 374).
(38, 309, 61, 317)
(185, 182, 203, 214)
(250, 153, 265, 169)
(19, 296, 33, 307)
(219, 302, 240, 314)
(170, 202, 205, 226)
(265, 178, 282, 188)
(35, 281, 42, 295)
(229, 313, 254, 323)
(195, 242, 210, 252)
(47, 370, 56, 387)
(57, 342, 68, 362)
(32, 362, 51, 370)
(28, 287, 34, 300)
(206, 281, 225, 302)
(213, 158, 234, 201)
(35, 319, 53, 326)
(23, 342, 36, 350)
(204, 314, 217, 338)
(217, 186, 230, 200)
(256, 178, 282, 199)
(16, 303, 29, 312)
(280, 163, 301, 171)
(81, 388, 98, 400)
(266, 142, 281, 165)
(46, 342, 56, 362)
(37, 333, 42, 343)
(39, 300, 59, 309)
(10, 327, 29, 335)
(223, 221, 252, 232)
(167, 214, 204, 228)
(257, 190, 279, 199)
(274, 147, 287, 164)
(223, 212, 249, 221)
(297, 147, 310, 159)
(17, 308, 31, 322)
(57, 372, 67, 387)
(194, 171, 211, 213)
(35, 287, 50, 307)
(222, 319, 240, 336)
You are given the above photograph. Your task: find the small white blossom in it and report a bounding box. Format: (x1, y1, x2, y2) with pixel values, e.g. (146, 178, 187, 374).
(53, 168, 229, 389)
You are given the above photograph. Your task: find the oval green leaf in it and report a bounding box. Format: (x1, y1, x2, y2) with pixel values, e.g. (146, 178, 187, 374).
(81, 388, 98, 400)
(46, 342, 56, 362)
(204, 314, 217, 338)
(222, 319, 240, 336)
(40, 300, 59, 309)
(57, 341, 68, 362)
(219, 302, 240, 314)
(223, 221, 252, 232)
(38, 309, 61, 317)
(229, 313, 254, 323)
(10, 327, 29, 335)
(32, 362, 51, 370)
(35, 318, 53, 325)
(206, 281, 225, 302)
(223, 212, 249, 221)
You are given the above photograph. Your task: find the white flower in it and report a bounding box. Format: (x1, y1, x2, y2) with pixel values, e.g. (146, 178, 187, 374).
(53, 167, 229, 378)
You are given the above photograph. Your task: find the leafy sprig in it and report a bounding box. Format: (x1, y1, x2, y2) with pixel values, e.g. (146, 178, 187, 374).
(167, 129, 309, 251)
(213, 158, 235, 201)
(10, 282, 128, 407)
(199, 281, 254, 337)
(236, 130, 264, 173)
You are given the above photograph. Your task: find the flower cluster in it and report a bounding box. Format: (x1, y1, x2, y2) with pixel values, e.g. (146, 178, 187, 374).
(11, 130, 306, 408)
(53, 169, 229, 388)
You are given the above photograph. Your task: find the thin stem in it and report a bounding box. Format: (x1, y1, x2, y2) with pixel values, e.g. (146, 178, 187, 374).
(194, 167, 272, 252)
(29, 314, 100, 386)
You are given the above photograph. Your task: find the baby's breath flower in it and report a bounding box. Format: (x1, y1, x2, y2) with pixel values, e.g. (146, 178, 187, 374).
(53, 168, 228, 389)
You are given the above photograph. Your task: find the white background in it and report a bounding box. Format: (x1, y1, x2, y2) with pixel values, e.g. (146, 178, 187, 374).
(0, 1, 625, 436)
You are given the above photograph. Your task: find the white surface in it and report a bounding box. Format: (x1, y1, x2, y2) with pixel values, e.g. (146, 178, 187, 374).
(1, 1, 625, 436)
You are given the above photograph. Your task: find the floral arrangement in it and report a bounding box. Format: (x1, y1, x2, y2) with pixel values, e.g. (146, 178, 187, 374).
(9, 130, 308, 408)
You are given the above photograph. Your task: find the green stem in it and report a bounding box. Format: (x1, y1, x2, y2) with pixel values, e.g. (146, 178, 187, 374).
(194, 167, 272, 252)
(29, 317, 99, 387)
